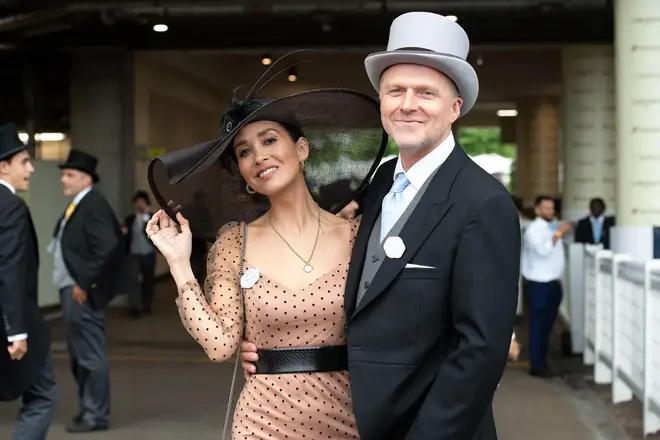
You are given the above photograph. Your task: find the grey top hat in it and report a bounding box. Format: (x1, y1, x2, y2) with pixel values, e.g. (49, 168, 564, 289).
(364, 11, 479, 117)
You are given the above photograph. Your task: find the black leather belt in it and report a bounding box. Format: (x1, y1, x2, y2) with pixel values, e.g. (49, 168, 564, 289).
(254, 345, 348, 374)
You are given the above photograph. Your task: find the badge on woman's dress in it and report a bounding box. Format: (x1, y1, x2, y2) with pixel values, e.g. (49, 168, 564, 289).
(240, 267, 260, 288)
(383, 236, 406, 259)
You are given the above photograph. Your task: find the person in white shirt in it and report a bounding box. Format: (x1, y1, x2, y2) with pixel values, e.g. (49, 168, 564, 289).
(522, 195, 572, 377)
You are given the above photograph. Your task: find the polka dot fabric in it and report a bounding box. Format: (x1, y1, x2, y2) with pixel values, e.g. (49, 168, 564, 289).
(175, 218, 361, 439)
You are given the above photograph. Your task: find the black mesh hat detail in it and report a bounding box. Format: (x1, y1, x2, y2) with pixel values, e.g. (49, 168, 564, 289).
(147, 52, 387, 243)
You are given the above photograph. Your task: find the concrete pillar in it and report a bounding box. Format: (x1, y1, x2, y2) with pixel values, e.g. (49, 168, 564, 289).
(70, 50, 135, 217)
(560, 45, 616, 221)
(513, 123, 528, 202)
(615, 0, 660, 226)
(516, 98, 560, 208)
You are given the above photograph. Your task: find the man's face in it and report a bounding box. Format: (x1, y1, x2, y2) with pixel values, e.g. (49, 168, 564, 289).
(590, 201, 604, 218)
(61, 168, 91, 197)
(535, 199, 555, 221)
(379, 64, 463, 157)
(0, 150, 35, 192)
(134, 197, 149, 213)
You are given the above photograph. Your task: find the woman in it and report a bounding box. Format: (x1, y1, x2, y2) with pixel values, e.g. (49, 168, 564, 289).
(145, 57, 386, 439)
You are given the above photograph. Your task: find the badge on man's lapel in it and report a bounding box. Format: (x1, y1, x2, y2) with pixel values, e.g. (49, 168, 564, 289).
(383, 236, 406, 259)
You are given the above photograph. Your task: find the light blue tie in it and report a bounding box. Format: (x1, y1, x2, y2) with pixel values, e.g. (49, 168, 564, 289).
(380, 172, 411, 241)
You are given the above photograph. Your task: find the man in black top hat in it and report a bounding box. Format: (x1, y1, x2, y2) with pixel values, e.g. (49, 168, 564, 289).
(49, 149, 122, 432)
(0, 122, 57, 440)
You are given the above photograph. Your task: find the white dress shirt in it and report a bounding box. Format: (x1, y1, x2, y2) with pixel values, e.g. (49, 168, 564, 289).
(590, 215, 604, 242)
(521, 217, 565, 283)
(0, 178, 16, 194)
(382, 132, 455, 237)
(0, 178, 28, 342)
(73, 185, 92, 206)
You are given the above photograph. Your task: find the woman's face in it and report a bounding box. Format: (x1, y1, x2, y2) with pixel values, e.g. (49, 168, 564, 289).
(232, 120, 309, 196)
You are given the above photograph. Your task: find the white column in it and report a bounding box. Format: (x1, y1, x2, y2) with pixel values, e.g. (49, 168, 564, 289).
(561, 45, 616, 222)
(70, 50, 136, 216)
(516, 98, 560, 208)
(615, 0, 660, 226)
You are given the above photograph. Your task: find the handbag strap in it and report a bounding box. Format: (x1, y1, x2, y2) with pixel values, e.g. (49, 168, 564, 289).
(221, 221, 248, 440)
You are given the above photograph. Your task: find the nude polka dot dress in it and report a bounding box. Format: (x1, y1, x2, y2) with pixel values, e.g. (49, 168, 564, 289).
(176, 218, 361, 439)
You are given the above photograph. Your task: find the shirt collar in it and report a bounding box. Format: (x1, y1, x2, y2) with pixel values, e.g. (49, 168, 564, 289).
(73, 186, 92, 205)
(0, 178, 16, 194)
(590, 215, 604, 223)
(393, 132, 455, 189)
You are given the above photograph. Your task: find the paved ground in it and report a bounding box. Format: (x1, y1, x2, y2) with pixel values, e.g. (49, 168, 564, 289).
(0, 355, 606, 440)
(0, 279, 638, 439)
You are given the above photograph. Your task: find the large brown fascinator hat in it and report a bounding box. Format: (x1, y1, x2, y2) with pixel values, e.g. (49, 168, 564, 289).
(147, 51, 388, 242)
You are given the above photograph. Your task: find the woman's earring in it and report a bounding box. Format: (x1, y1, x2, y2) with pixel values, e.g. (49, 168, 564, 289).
(300, 161, 305, 171)
(246, 184, 256, 195)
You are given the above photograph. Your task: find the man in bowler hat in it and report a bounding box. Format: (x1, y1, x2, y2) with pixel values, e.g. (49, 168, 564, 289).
(49, 149, 122, 432)
(0, 122, 57, 440)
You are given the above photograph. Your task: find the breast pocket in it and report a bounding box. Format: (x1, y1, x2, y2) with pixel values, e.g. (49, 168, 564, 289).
(398, 267, 444, 279)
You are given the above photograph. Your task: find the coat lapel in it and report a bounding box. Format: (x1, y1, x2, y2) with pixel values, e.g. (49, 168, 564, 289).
(585, 220, 594, 243)
(345, 160, 396, 317)
(350, 145, 469, 319)
(62, 189, 93, 233)
(26, 211, 39, 266)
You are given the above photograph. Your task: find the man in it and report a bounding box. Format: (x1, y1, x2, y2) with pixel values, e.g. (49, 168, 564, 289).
(522, 196, 571, 377)
(574, 197, 615, 249)
(242, 12, 521, 439)
(0, 122, 57, 440)
(49, 149, 121, 433)
(122, 190, 156, 318)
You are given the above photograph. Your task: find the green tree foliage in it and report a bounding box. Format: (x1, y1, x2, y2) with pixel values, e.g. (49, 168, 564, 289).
(302, 127, 517, 178)
(383, 127, 516, 159)
(303, 129, 387, 168)
(458, 127, 516, 158)
(386, 137, 399, 156)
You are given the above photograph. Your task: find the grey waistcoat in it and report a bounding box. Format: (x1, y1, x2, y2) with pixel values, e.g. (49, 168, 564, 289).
(52, 218, 76, 289)
(356, 166, 441, 306)
(130, 215, 153, 255)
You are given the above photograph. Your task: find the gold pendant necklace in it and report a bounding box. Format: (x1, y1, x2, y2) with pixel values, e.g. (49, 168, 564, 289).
(269, 205, 321, 273)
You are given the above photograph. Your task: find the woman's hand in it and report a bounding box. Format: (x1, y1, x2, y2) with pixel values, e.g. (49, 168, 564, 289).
(146, 210, 192, 266)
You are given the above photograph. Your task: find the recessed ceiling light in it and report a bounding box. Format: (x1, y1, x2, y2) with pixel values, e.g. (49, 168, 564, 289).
(497, 109, 518, 117)
(153, 24, 168, 32)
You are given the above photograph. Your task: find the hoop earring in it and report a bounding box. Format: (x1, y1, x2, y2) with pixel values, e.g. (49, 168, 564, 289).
(246, 184, 256, 195)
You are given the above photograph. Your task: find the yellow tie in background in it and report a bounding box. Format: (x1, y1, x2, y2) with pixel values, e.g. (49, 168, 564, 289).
(65, 202, 76, 220)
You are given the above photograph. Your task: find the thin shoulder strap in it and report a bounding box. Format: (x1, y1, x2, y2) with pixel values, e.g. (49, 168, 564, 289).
(239, 222, 247, 332)
(221, 222, 248, 440)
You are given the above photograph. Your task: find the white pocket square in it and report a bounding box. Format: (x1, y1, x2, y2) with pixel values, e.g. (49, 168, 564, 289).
(404, 263, 435, 269)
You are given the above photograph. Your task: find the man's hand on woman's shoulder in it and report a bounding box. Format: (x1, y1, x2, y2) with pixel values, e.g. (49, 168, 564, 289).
(241, 341, 259, 380)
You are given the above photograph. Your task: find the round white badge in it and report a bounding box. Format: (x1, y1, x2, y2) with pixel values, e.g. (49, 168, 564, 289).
(383, 236, 406, 259)
(240, 267, 260, 289)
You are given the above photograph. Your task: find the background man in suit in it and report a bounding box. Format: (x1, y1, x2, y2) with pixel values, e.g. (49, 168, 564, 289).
(122, 190, 156, 318)
(573, 197, 615, 249)
(49, 149, 121, 433)
(242, 12, 521, 440)
(0, 122, 57, 440)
